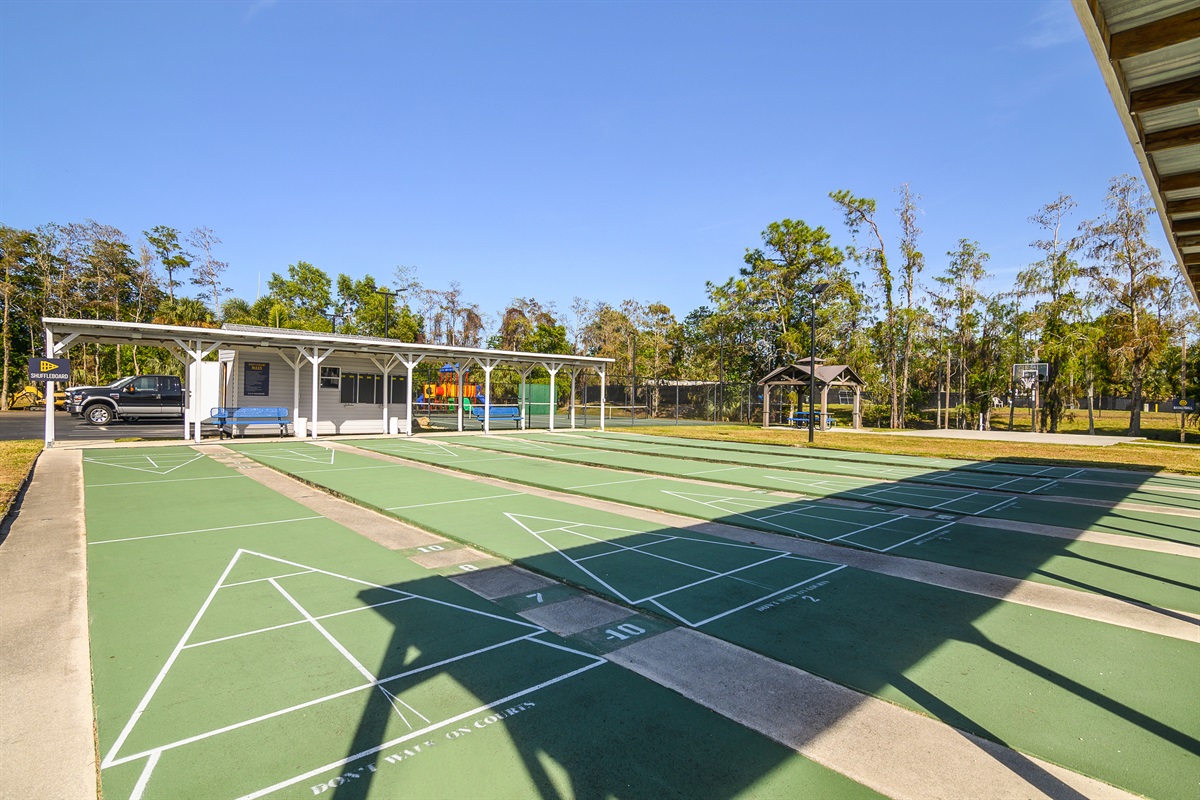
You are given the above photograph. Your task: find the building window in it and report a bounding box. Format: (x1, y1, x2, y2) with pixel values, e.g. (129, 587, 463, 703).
(320, 366, 340, 389)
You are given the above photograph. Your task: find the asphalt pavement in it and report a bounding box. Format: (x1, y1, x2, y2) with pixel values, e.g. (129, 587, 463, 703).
(0, 410, 198, 442)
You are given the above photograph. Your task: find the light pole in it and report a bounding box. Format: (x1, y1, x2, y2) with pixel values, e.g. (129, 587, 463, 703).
(376, 288, 397, 338)
(324, 310, 344, 335)
(808, 282, 830, 443)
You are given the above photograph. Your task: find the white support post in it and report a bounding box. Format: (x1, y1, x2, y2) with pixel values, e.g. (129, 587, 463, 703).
(546, 365, 559, 432)
(171, 338, 222, 443)
(396, 354, 424, 436)
(280, 350, 304, 436)
(517, 364, 535, 431)
(569, 368, 577, 429)
(762, 383, 771, 429)
(854, 385, 862, 429)
(41, 330, 80, 447)
(43, 328, 55, 447)
(370, 355, 400, 435)
(597, 367, 606, 432)
(820, 385, 830, 432)
(299, 347, 334, 438)
(457, 365, 465, 432)
(475, 357, 500, 434)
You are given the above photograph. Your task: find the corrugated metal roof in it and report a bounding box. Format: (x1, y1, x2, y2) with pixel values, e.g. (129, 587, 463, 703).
(1073, 0, 1200, 309)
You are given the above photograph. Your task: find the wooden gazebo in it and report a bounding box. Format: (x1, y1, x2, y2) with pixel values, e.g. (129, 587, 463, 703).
(758, 357, 865, 430)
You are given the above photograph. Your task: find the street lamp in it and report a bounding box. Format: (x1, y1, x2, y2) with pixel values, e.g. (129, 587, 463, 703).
(376, 287, 397, 338)
(324, 310, 344, 335)
(808, 282, 830, 443)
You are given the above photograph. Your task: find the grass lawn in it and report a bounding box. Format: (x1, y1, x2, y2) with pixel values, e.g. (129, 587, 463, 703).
(626, 424, 1200, 475)
(0, 440, 43, 516)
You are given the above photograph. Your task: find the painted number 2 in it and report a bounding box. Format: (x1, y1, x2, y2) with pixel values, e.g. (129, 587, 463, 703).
(604, 623, 646, 642)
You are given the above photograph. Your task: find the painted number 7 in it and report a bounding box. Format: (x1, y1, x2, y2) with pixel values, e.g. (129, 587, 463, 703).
(526, 593, 543, 604)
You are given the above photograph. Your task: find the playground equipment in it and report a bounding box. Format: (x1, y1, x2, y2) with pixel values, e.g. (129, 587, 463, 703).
(416, 364, 483, 412)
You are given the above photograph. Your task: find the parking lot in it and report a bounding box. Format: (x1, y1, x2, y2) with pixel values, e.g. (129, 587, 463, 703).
(0, 410, 197, 443)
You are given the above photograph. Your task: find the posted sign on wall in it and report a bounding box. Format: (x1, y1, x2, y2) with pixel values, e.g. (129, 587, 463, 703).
(28, 358, 70, 382)
(244, 362, 270, 397)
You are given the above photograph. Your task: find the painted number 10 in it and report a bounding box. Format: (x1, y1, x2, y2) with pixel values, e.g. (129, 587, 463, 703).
(604, 623, 646, 642)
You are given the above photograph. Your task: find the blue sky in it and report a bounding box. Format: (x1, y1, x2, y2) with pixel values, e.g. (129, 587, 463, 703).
(1, 0, 1161, 325)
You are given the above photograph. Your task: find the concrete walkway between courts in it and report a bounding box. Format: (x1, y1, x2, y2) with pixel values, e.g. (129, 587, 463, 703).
(837, 427, 1144, 446)
(0, 448, 97, 800)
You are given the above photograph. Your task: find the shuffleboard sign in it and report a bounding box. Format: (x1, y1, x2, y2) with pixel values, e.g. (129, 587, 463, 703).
(28, 358, 70, 382)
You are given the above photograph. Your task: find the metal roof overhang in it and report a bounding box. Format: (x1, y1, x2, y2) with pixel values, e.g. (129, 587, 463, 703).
(1073, 0, 1200, 309)
(42, 318, 614, 371)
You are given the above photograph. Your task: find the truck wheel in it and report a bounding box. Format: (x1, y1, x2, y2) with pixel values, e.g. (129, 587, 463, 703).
(85, 405, 113, 426)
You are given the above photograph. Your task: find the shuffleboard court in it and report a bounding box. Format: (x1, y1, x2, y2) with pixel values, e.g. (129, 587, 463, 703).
(587, 430, 1200, 490)
(83, 446, 879, 800)
(345, 437, 1200, 614)
(514, 432, 1200, 511)
(232, 441, 1200, 800)
(427, 433, 1200, 546)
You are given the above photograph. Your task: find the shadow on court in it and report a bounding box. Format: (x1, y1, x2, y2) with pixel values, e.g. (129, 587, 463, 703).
(322, 575, 864, 800)
(226, 439, 1200, 799)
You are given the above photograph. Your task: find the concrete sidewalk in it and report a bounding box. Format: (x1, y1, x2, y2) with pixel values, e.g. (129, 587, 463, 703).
(0, 448, 97, 800)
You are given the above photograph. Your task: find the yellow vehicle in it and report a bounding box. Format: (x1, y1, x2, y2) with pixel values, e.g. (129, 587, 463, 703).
(5, 385, 67, 411)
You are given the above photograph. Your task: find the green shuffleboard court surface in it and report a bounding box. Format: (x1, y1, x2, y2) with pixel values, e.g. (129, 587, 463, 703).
(589, 430, 1200, 490)
(231, 441, 1200, 800)
(83, 446, 879, 800)
(343, 437, 1200, 614)
(512, 432, 1200, 512)
(421, 432, 1200, 546)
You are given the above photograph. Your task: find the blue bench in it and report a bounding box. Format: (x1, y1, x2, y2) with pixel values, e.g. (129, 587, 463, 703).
(470, 405, 522, 429)
(210, 407, 291, 439)
(789, 412, 836, 428)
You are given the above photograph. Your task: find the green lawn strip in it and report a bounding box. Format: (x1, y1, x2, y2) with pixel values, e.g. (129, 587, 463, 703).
(589, 430, 1200, 489)
(84, 447, 871, 800)
(418, 433, 1200, 547)
(520, 432, 1200, 511)
(234, 441, 1200, 800)
(344, 438, 1200, 614)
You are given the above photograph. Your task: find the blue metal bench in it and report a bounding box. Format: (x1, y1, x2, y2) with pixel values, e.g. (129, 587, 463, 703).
(789, 412, 835, 428)
(210, 407, 292, 439)
(470, 405, 522, 429)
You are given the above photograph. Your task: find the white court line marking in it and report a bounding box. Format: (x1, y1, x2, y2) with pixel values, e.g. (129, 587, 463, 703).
(221, 569, 316, 588)
(102, 549, 545, 770)
(89, 474, 244, 488)
(272, 579, 428, 730)
(690, 565, 848, 627)
(128, 750, 161, 800)
(184, 597, 413, 649)
(386, 493, 523, 510)
(235, 658, 606, 800)
(89, 516, 324, 546)
(1034, 480, 1062, 494)
(84, 452, 206, 476)
(830, 514, 914, 542)
(564, 477, 655, 490)
(879, 520, 957, 552)
(505, 516, 638, 604)
(637, 553, 792, 604)
(101, 552, 245, 769)
(1061, 469, 1086, 479)
(574, 535, 680, 562)
(372, 439, 461, 458)
(971, 496, 1018, 516)
(108, 632, 544, 770)
(246, 448, 335, 466)
(290, 464, 401, 475)
(684, 465, 746, 476)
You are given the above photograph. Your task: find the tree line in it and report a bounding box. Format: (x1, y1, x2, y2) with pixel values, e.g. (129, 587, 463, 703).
(2, 174, 1196, 434)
